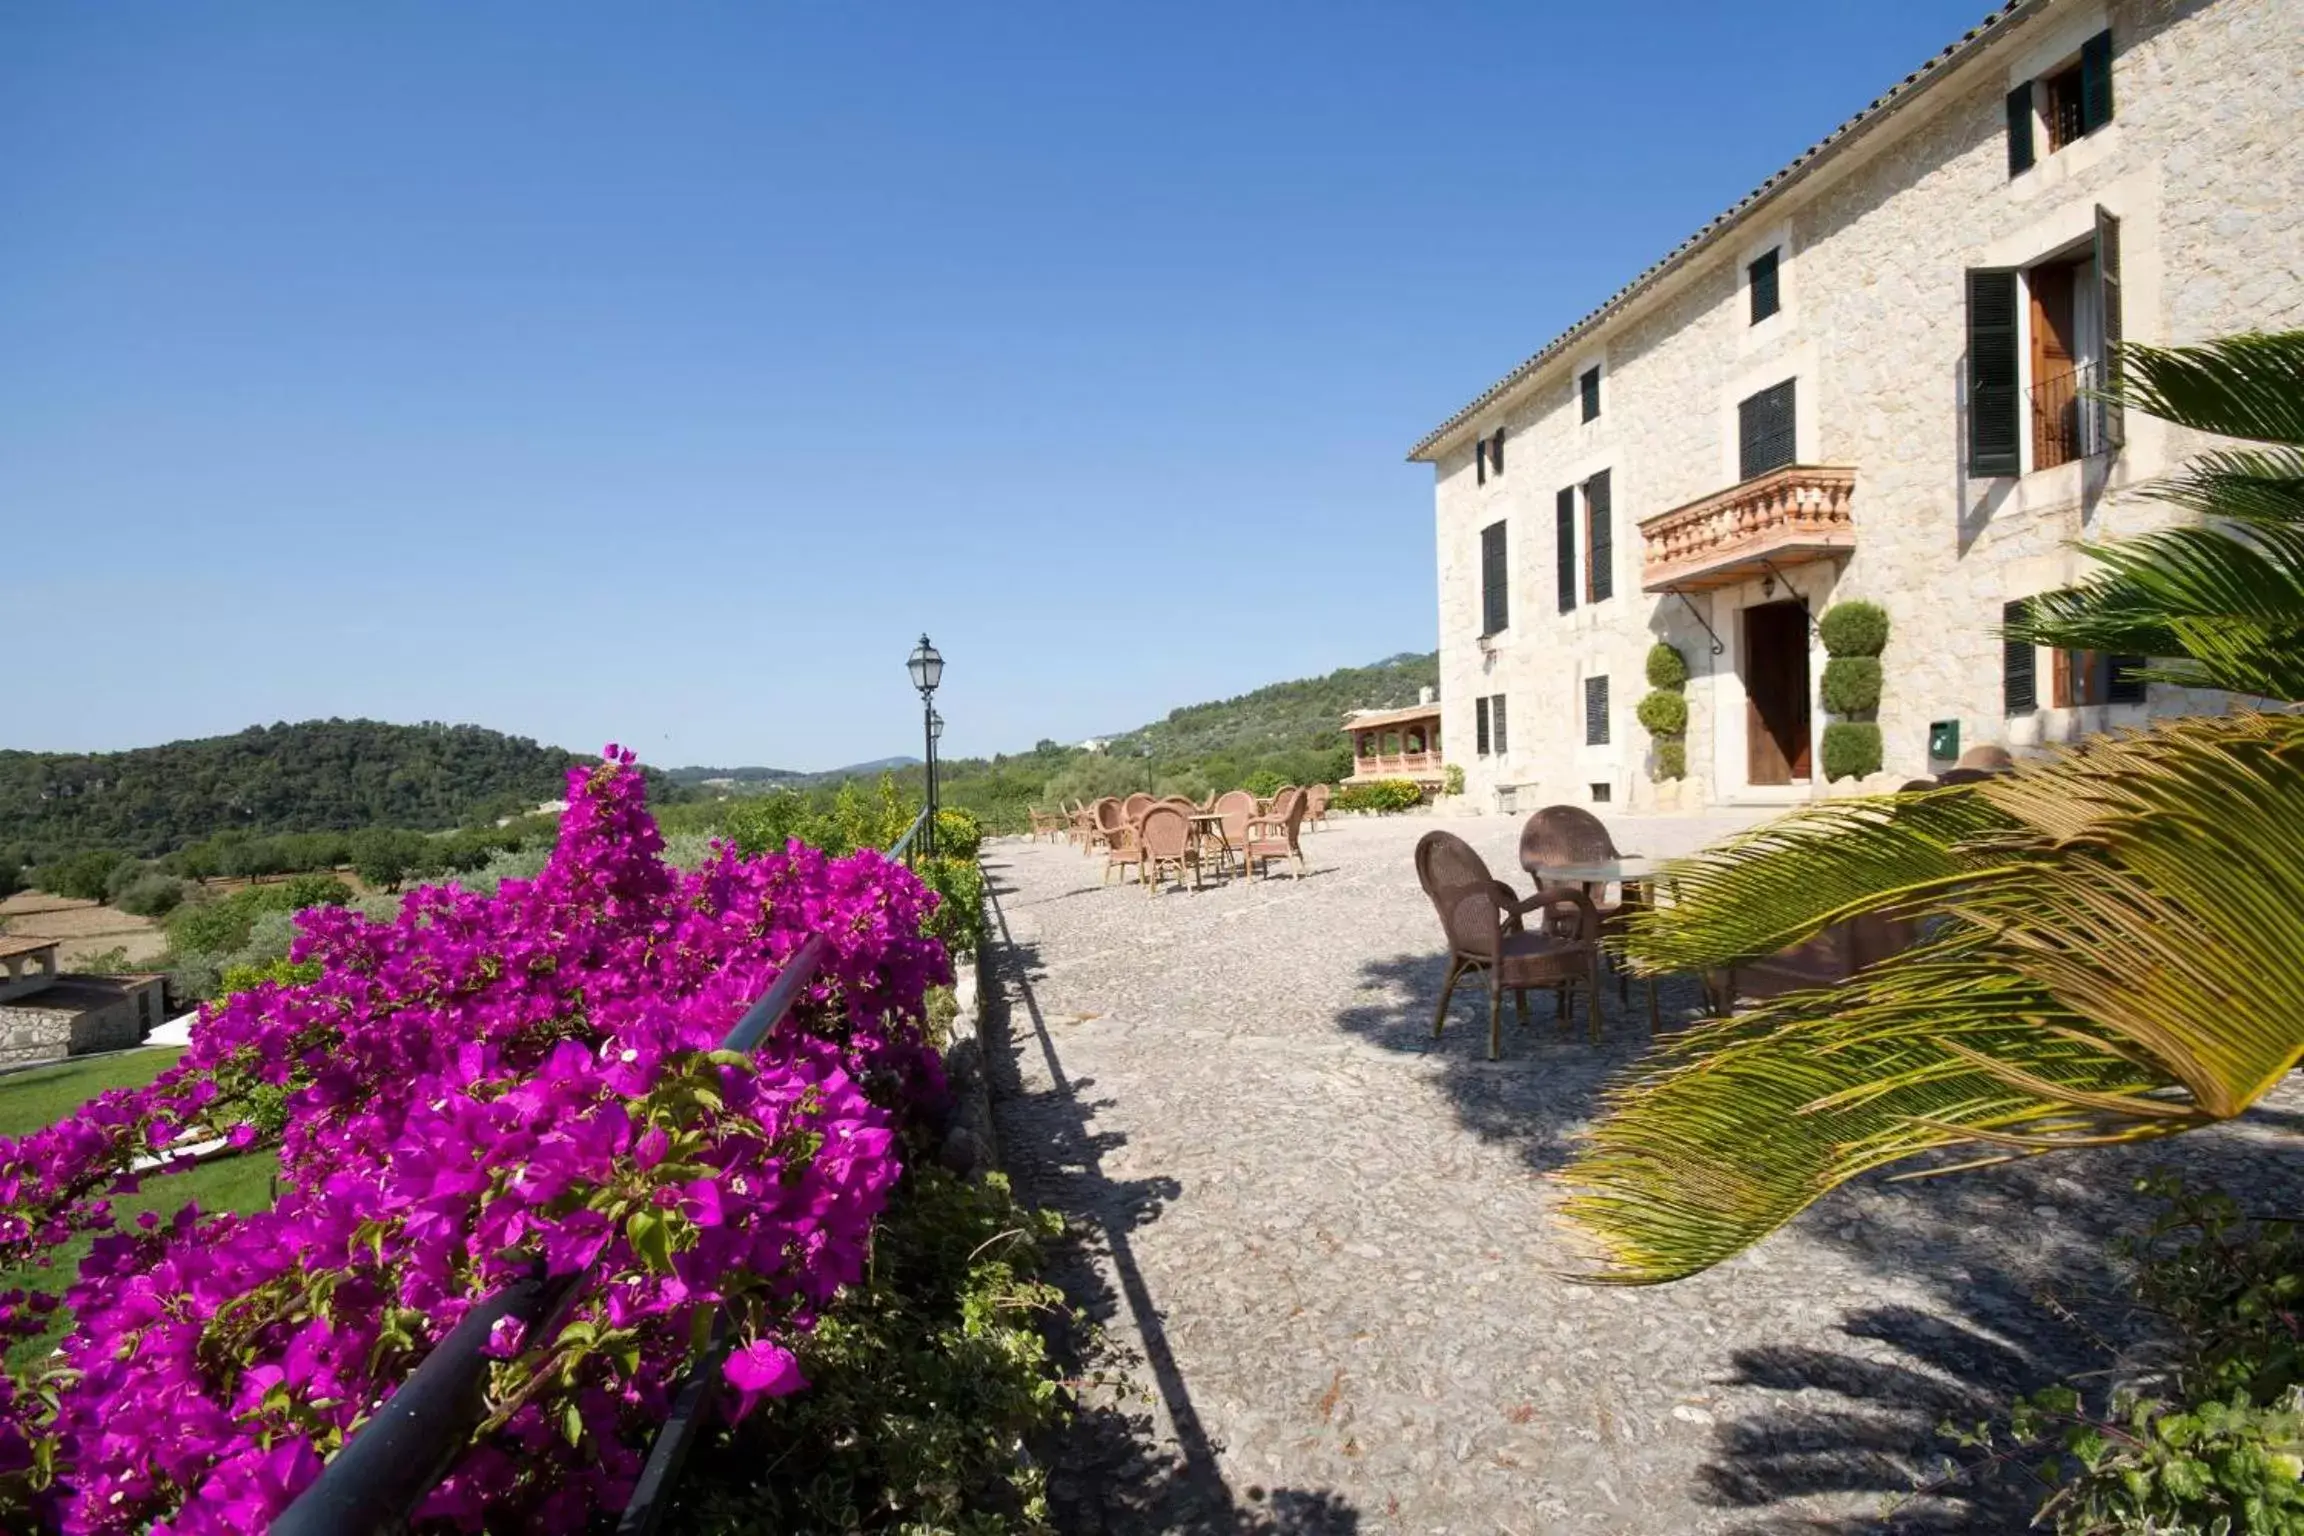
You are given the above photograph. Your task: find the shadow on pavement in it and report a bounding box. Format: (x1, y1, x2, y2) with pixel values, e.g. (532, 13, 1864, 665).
(982, 868, 1358, 1536)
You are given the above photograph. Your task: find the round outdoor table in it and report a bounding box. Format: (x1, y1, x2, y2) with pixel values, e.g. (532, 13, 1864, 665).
(1530, 857, 1665, 1032)
(1188, 811, 1232, 873)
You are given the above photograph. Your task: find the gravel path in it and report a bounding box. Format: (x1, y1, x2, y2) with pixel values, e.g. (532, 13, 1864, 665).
(983, 810, 2304, 1535)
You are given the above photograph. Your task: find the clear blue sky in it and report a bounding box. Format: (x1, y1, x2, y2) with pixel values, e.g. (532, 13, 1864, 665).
(4, 1, 1988, 770)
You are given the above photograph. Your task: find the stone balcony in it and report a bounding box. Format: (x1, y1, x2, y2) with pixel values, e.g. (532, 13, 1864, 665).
(1638, 464, 1857, 593)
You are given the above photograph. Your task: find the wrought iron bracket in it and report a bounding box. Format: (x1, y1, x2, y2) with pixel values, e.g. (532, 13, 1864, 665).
(1666, 587, 1727, 656)
(1758, 559, 1821, 636)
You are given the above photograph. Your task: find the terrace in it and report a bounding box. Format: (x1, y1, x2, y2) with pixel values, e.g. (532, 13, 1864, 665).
(982, 809, 2304, 1531)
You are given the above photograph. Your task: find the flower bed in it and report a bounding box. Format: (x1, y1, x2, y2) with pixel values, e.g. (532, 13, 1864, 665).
(0, 749, 963, 1533)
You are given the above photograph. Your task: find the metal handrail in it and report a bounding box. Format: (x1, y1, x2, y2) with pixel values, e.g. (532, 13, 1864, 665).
(886, 806, 930, 864)
(270, 932, 832, 1536)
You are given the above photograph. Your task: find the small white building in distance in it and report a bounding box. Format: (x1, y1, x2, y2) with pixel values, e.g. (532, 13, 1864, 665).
(1410, 0, 2304, 814)
(0, 938, 168, 1068)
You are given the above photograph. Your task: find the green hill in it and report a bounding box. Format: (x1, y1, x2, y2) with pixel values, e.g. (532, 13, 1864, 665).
(1105, 652, 1438, 761)
(0, 720, 587, 863)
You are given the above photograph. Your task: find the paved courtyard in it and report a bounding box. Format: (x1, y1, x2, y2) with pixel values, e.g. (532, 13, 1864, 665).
(982, 809, 2304, 1535)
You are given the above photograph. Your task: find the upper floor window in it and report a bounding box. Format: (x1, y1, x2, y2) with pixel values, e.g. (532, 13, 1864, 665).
(2007, 29, 2112, 176)
(1748, 248, 1781, 324)
(1480, 520, 1508, 635)
(1737, 379, 1797, 481)
(1475, 693, 1509, 756)
(1579, 365, 1602, 423)
(1474, 425, 1507, 485)
(1556, 471, 1613, 612)
(1966, 206, 2124, 477)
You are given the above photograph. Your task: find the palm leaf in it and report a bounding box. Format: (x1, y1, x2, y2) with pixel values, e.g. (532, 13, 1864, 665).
(1560, 714, 2304, 1284)
(2145, 445, 2304, 527)
(2111, 333, 2304, 446)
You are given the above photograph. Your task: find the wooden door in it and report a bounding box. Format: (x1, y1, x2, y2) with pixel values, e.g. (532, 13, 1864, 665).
(2030, 260, 2078, 467)
(1744, 601, 1812, 785)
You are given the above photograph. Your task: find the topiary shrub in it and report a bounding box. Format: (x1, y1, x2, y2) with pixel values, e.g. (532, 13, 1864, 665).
(1821, 721, 1883, 781)
(1654, 740, 1687, 781)
(1820, 655, 1884, 716)
(1646, 642, 1689, 690)
(1819, 600, 1890, 658)
(1635, 690, 1689, 737)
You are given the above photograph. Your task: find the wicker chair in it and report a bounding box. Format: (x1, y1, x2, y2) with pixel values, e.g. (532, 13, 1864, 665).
(1305, 783, 1331, 830)
(1210, 790, 1256, 876)
(1102, 819, 1145, 885)
(1138, 804, 1200, 895)
(1087, 797, 1126, 854)
(1122, 792, 1154, 826)
(1518, 805, 1660, 1025)
(1241, 788, 1309, 880)
(1028, 807, 1064, 841)
(1415, 831, 1603, 1058)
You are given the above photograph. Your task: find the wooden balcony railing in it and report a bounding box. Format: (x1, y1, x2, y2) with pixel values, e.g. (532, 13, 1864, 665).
(1638, 464, 1857, 593)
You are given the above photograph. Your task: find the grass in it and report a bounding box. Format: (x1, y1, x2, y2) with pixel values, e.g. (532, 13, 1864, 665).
(0, 1047, 278, 1369)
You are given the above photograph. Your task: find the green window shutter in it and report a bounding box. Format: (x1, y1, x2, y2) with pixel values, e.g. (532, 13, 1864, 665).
(2094, 206, 2124, 451)
(1492, 694, 1508, 755)
(2002, 598, 2037, 714)
(2080, 30, 2114, 135)
(1556, 487, 1578, 612)
(1475, 439, 1487, 485)
(2006, 84, 2035, 175)
(1966, 270, 2022, 476)
(1475, 696, 1490, 756)
(1489, 426, 1506, 475)
(1579, 366, 1601, 423)
(2106, 655, 2148, 705)
(1585, 471, 1614, 603)
(1748, 248, 1781, 323)
(1737, 379, 1797, 481)
(1583, 676, 1610, 746)
(1480, 520, 1509, 635)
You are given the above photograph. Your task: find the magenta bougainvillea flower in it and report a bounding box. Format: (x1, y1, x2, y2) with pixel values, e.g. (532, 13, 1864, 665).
(0, 750, 950, 1534)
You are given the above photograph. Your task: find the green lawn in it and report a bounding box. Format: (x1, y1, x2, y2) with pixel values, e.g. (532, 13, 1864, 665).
(0, 1049, 278, 1368)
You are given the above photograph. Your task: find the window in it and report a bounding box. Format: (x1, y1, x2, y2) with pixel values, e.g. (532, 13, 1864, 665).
(1475, 696, 1489, 755)
(1584, 675, 1610, 746)
(1970, 207, 2123, 477)
(2007, 29, 2113, 176)
(1474, 426, 1507, 484)
(1737, 379, 1797, 481)
(1491, 693, 1508, 754)
(1589, 782, 1611, 804)
(1479, 520, 1508, 635)
(1584, 470, 1613, 603)
(2002, 598, 2037, 714)
(1555, 486, 1578, 613)
(1579, 365, 1601, 423)
(2053, 649, 2148, 707)
(1748, 248, 1781, 324)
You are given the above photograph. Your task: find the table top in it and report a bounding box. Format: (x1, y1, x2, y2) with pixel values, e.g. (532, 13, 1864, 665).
(1538, 857, 1657, 884)
(1188, 810, 1227, 824)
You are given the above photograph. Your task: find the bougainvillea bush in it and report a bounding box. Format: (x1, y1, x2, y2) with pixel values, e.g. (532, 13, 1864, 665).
(0, 749, 953, 1534)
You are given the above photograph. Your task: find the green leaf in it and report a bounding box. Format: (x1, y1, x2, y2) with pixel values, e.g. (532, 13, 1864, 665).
(627, 1210, 674, 1275)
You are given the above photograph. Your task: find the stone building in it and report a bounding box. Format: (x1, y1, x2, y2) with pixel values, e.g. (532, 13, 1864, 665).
(0, 938, 167, 1067)
(1411, 0, 2303, 813)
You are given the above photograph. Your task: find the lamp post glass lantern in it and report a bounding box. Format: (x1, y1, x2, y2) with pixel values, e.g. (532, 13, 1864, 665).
(908, 635, 943, 857)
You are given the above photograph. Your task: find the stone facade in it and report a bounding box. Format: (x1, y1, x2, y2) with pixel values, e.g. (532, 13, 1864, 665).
(0, 975, 166, 1068)
(1420, 0, 2304, 812)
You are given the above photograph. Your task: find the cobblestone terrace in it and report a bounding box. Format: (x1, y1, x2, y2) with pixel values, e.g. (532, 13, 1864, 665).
(982, 809, 2304, 1535)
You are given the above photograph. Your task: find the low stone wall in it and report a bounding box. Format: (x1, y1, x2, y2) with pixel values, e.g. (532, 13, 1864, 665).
(0, 977, 163, 1068)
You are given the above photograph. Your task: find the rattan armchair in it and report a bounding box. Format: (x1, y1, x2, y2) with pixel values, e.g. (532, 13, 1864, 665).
(1305, 783, 1331, 830)
(1241, 788, 1309, 880)
(1416, 831, 1603, 1058)
(1138, 804, 1201, 895)
(1210, 789, 1256, 877)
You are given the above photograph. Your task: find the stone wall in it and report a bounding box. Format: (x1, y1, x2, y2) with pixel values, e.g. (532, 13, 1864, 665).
(1431, 0, 2303, 812)
(0, 976, 163, 1068)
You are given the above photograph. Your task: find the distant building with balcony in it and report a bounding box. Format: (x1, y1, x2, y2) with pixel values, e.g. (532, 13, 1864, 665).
(1343, 700, 1445, 791)
(1412, 0, 2304, 813)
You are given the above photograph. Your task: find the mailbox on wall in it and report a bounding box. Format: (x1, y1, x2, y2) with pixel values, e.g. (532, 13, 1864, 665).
(1928, 719, 1961, 763)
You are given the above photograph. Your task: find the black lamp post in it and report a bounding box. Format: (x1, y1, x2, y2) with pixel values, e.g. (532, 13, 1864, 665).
(907, 634, 943, 857)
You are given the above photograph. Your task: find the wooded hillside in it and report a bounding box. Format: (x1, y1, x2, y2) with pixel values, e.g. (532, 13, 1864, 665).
(0, 720, 586, 861)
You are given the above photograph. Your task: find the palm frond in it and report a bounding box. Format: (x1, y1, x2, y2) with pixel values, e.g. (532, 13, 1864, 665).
(2145, 445, 2304, 527)
(2113, 333, 2304, 446)
(1617, 787, 2012, 975)
(1561, 714, 2304, 1284)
